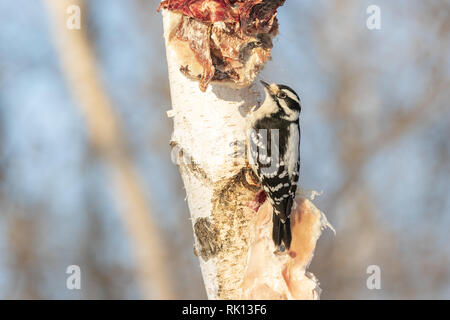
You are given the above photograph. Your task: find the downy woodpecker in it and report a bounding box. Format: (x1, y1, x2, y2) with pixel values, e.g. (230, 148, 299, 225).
(248, 80, 301, 250)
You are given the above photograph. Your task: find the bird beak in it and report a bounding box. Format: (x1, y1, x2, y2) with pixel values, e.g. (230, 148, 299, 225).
(260, 80, 270, 90)
(260, 80, 278, 97)
(260, 80, 273, 98)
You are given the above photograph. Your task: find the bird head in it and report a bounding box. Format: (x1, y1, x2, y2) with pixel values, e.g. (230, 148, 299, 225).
(260, 80, 301, 120)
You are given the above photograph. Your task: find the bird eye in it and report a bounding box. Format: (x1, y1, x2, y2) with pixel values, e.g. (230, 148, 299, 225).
(277, 91, 287, 99)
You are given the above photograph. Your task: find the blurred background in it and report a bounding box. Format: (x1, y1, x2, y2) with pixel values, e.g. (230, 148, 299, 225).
(0, 0, 449, 299)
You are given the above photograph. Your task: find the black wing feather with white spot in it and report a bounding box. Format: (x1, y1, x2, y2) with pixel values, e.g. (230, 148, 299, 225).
(250, 119, 300, 223)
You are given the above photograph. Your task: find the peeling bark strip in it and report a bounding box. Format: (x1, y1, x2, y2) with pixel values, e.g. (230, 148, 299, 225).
(240, 194, 334, 299)
(161, 3, 332, 300)
(159, 0, 285, 91)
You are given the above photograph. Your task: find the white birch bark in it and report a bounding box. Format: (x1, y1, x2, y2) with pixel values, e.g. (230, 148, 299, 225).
(163, 11, 261, 299)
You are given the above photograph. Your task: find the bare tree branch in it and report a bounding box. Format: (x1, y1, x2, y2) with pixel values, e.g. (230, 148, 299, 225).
(44, 0, 174, 299)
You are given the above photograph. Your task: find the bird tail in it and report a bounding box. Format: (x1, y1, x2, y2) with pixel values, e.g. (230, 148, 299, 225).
(272, 213, 292, 250)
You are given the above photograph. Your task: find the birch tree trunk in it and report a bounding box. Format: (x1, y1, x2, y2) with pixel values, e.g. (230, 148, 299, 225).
(163, 11, 259, 299)
(162, 8, 333, 300)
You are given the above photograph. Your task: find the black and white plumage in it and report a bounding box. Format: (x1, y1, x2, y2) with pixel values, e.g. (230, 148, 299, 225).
(247, 81, 301, 250)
